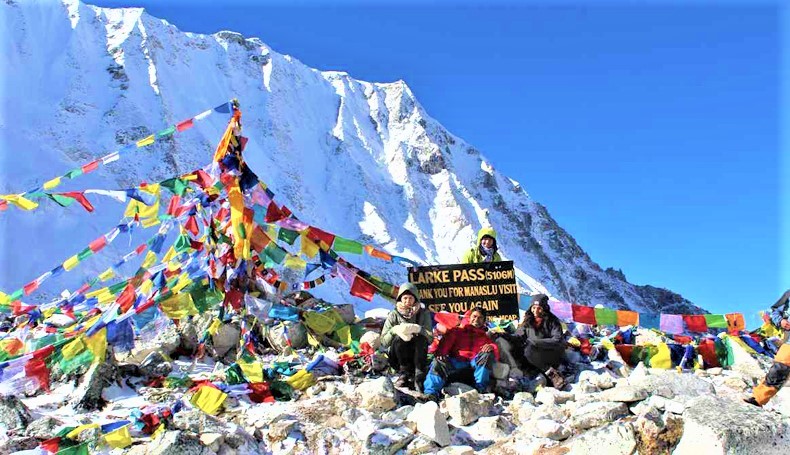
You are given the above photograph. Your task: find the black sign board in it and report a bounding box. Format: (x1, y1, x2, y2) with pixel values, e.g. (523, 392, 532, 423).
(408, 261, 519, 320)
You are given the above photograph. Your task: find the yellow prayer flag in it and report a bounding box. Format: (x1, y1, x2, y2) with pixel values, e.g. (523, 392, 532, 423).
(141, 217, 161, 228)
(239, 361, 264, 383)
(207, 318, 221, 336)
(151, 423, 166, 440)
(136, 135, 155, 147)
(0, 291, 8, 305)
(139, 279, 153, 296)
(43, 177, 62, 190)
(62, 336, 86, 360)
(103, 425, 132, 449)
(162, 245, 177, 263)
(86, 287, 108, 299)
(85, 328, 107, 363)
(63, 255, 80, 271)
(1, 194, 39, 210)
(284, 256, 306, 271)
(98, 268, 115, 282)
(66, 423, 99, 439)
(190, 385, 227, 415)
(159, 292, 198, 319)
(170, 273, 192, 294)
(141, 251, 158, 269)
(123, 184, 161, 220)
(300, 233, 319, 258)
(98, 290, 116, 305)
(650, 343, 673, 369)
(285, 369, 316, 391)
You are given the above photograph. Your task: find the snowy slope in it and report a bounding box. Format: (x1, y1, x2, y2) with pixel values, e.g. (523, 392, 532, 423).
(0, 0, 704, 315)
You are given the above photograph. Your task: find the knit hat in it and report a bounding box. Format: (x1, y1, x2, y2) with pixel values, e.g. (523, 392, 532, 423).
(397, 282, 420, 302)
(530, 294, 550, 311)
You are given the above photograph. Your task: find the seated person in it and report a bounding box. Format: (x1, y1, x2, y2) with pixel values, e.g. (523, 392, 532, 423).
(380, 282, 433, 391)
(423, 307, 499, 399)
(516, 294, 567, 388)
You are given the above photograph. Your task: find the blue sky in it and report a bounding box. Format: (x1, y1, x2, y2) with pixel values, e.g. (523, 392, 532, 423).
(92, 0, 782, 327)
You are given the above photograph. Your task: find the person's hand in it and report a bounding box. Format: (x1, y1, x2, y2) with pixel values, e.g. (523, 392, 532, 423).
(479, 344, 494, 353)
(781, 319, 790, 330)
(475, 351, 492, 366)
(398, 331, 415, 342)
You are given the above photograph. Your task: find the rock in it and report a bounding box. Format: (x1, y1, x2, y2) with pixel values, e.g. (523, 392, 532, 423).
(492, 362, 510, 380)
(437, 445, 475, 455)
(382, 405, 415, 422)
(510, 391, 536, 408)
(357, 377, 397, 413)
(173, 409, 232, 434)
(535, 387, 575, 405)
(578, 370, 615, 389)
(468, 415, 515, 441)
(407, 401, 450, 447)
(268, 419, 299, 442)
(366, 426, 415, 455)
(607, 347, 632, 377)
(561, 421, 637, 455)
(516, 404, 537, 424)
(674, 395, 790, 454)
(719, 376, 750, 392)
(24, 415, 64, 439)
(0, 436, 38, 454)
(707, 367, 723, 375)
(635, 406, 665, 437)
(406, 434, 439, 454)
(149, 323, 182, 357)
(529, 404, 567, 423)
(178, 313, 214, 354)
(211, 322, 241, 359)
(532, 419, 571, 441)
(764, 386, 790, 418)
(445, 390, 484, 426)
(627, 370, 715, 403)
(128, 430, 208, 455)
(599, 385, 649, 402)
(443, 382, 475, 396)
(139, 350, 172, 378)
(0, 395, 31, 433)
(200, 432, 224, 451)
(69, 360, 117, 411)
(630, 362, 650, 379)
(570, 401, 629, 430)
(726, 337, 767, 382)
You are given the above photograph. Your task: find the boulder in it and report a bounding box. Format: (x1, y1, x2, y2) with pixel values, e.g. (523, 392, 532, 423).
(570, 401, 629, 430)
(407, 401, 450, 446)
(366, 426, 415, 455)
(267, 419, 299, 442)
(532, 419, 571, 441)
(726, 337, 768, 382)
(69, 360, 117, 411)
(626, 370, 715, 404)
(357, 377, 397, 413)
(764, 386, 790, 418)
(467, 415, 515, 441)
(24, 415, 65, 439)
(437, 446, 475, 455)
(139, 350, 172, 378)
(492, 362, 510, 380)
(561, 421, 637, 455)
(578, 370, 615, 389)
(445, 390, 484, 426)
(383, 405, 415, 423)
(406, 435, 439, 454)
(443, 382, 475, 396)
(674, 395, 790, 454)
(211, 322, 241, 359)
(599, 385, 649, 403)
(535, 387, 575, 405)
(0, 395, 31, 433)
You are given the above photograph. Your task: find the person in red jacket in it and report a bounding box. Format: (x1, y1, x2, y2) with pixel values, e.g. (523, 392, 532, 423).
(422, 307, 499, 400)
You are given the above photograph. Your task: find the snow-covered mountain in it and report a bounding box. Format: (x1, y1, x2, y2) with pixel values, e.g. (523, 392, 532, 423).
(0, 0, 704, 315)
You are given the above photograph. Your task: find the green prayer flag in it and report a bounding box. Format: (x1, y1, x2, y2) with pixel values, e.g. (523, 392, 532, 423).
(156, 126, 176, 139)
(333, 237, 363, 254)
(77, 247, 92, 261)
(704, 314, 728, 329)
(263, 243, 287, 264)
(64, 168, 84, 179)
(48, 194, 75, 207)
(594, 308, 618, 326)
(225, 364, 245, 385)
(278, 228, 299, 245)
(108, 282, 128, 295)
(161, 178, 188, 196)
(174, 233, 191, 252)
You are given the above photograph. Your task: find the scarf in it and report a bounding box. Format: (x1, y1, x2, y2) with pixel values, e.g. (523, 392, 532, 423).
(479, 244, 495, 262)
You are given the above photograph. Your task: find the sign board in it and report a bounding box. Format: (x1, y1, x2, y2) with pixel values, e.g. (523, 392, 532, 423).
(408, 261, 519, 320)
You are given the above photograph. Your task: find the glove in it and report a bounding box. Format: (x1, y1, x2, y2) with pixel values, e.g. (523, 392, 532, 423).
(475, 351, 492, 367)
(390, 324, 415, 342)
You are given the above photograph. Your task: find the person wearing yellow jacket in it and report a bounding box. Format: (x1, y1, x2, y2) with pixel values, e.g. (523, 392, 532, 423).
(746, 290, 790, 406)
(461, 227, 502, 264)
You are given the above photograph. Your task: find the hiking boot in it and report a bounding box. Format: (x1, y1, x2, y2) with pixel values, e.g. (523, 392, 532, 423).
(545, 367, 568, 390)
(744, 397, 762, 407)
(424, 393, 440, 403)
(395, 374, 414, 389)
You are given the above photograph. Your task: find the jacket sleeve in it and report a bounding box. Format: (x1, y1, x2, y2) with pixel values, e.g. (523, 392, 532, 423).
(460, 248, 475, 264)
(418, 309, 434, 344)
(771, 304, 788, 327)
(484, 332, 500, 361)
(380, 312, 397, 349)
(530, 319, 564, 349)
(435, 328, 457, 357)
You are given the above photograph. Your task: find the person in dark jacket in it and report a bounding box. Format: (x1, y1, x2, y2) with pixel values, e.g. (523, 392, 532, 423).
(746, 289, 790, 407)
(423, 307, 499, 399)
(380, 282, 434, 391)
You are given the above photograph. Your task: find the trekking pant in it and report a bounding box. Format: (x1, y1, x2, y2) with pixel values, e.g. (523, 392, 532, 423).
(753, 343, 790, 405)
(423, 352, 493, 396)
(389, 336, 428, 384)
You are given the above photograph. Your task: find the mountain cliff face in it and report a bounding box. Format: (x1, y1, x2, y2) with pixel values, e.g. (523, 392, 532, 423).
(0, 0, 704, 315)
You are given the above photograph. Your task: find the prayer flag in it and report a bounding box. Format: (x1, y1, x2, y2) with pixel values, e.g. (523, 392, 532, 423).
(103, 425, 132, 449)
(333, 237, 363, 254)
(350, 275, 376, 302)
(548, 300, 573, 322)
(176, 119, 194, 132)
(659, 314, 684, 334)
(682, 314, 708, 332)
(43, 177, 61, 190)
(571, 304, 596, 325)
(704, 314, 728, 329)
(136, 135, 155, 147)
(615, 310, 639, 327)
(190, 385, 227, 415)
(726, 313, 745, 332)
(364, 245, 392, 261)
(593, 307, 618, 326)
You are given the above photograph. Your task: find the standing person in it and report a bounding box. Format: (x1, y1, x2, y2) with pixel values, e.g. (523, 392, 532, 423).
(423, 307, 499, 400)
(746, 290, 790, 407)
(461, 227, 502, 264)
(380, 282, 433, 391)
(517, 294, 567, 389)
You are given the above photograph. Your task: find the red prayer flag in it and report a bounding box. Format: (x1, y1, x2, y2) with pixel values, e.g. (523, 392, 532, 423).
(88, 236, 107, 253)
(135, 244, 147, 254)
(166, 195, 182, 216)
(116, 283, 136, 313)
(40, 437, 61, 453)
(307, 227, 335, 249)
(81, 160, 100, 174)
(682, 314, 708, 332)
(224, 288, 244, 310)
(61, 192, 94, 212)
(0, 200, 7, 211)
(350, 275, 376, 301)
(698, 339, 721, 368)
(264, 201, 285, 223)
(248, 382, 275, 403)
(25, 357, 51, 391)
(176, 118, 194, 132)
(571, 304, 596, 325)
(185, 216, 199, 236)
(23, 281, 39, 296)
(615, 344, 635, 366)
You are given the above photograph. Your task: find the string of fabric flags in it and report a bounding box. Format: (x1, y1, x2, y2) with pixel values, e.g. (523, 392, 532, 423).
(0, 100, 236, 212)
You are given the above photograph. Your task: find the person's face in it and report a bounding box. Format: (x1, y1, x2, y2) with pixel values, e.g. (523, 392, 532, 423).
(469, 310, 486, 328)
(397, 294, 417, 316)
(480, 236, 494, 249)
(531, 304, 544, 318)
